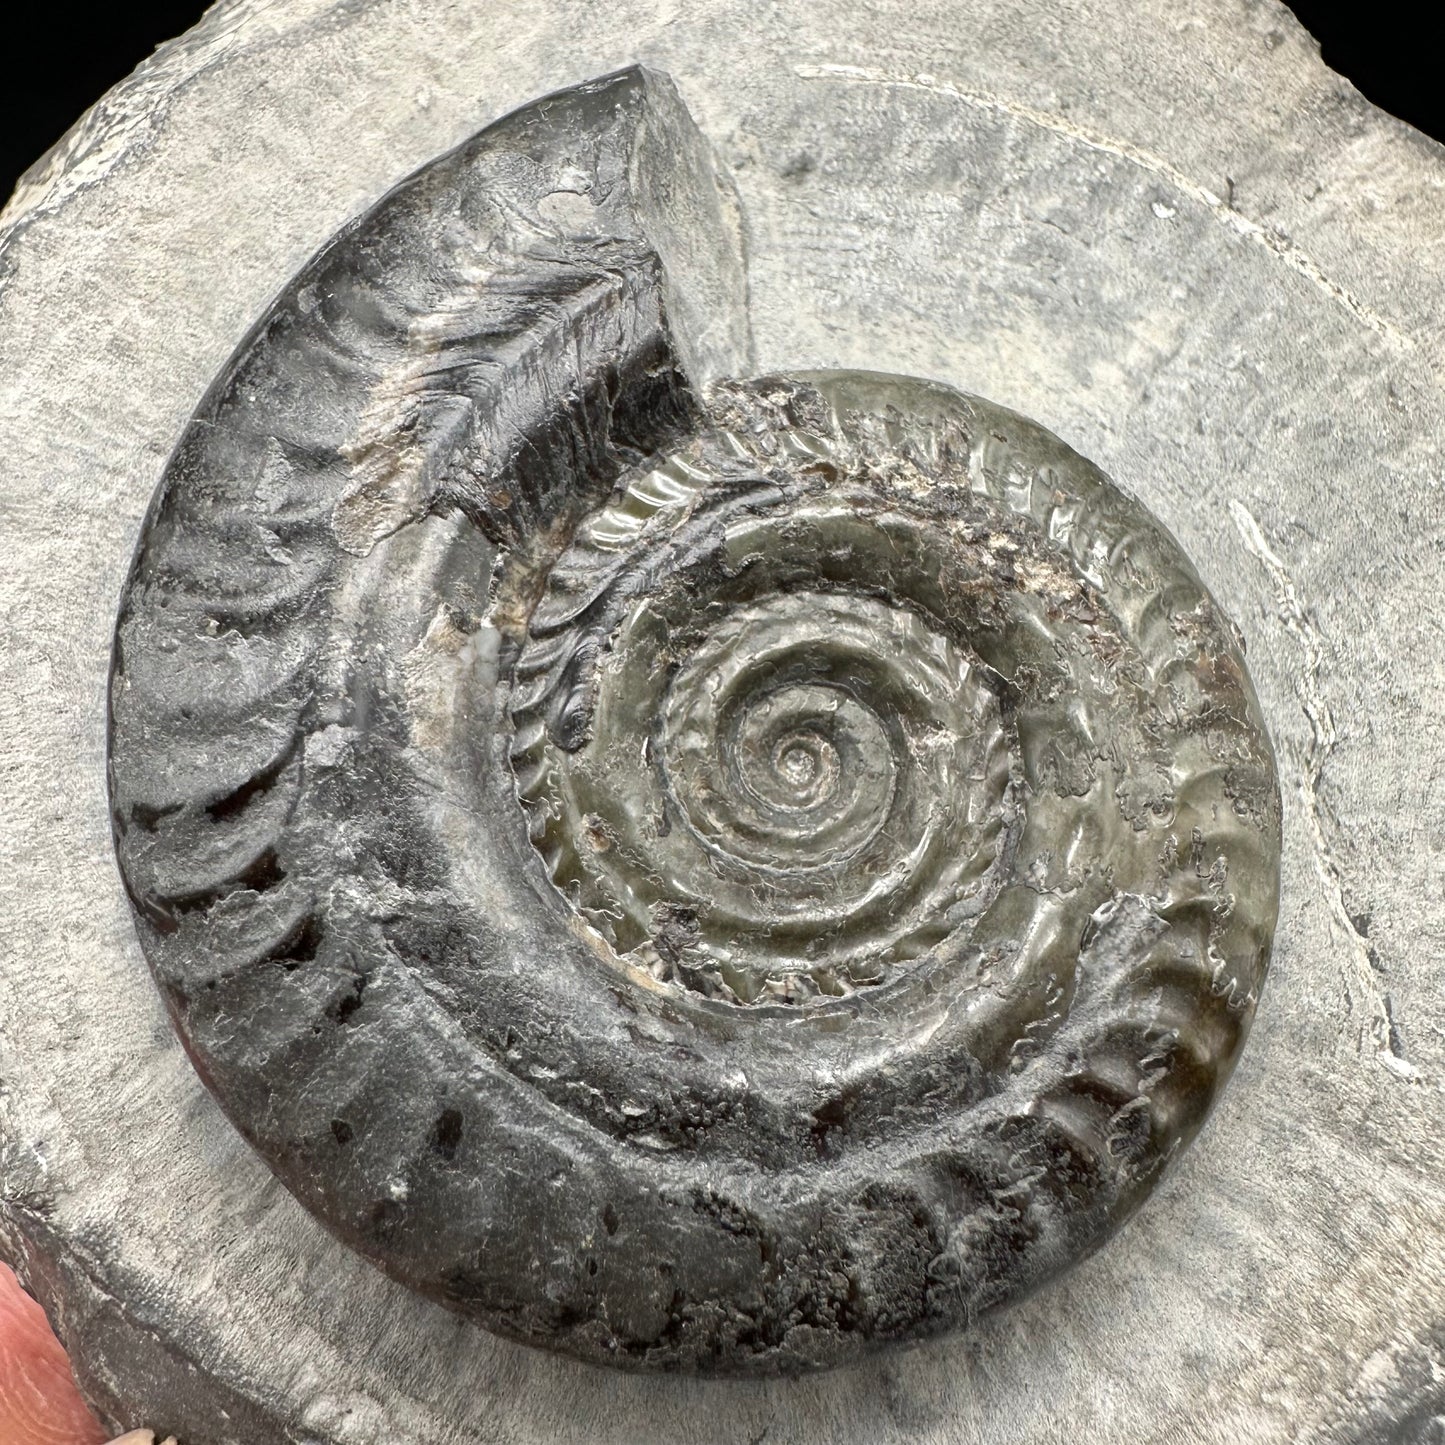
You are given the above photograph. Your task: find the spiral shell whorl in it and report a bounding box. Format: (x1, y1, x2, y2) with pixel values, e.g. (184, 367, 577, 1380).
(108, 69, 1280, 1376)
(507, 370, 1275, 1035)
(510, 382, 1030, 1004)
(497, 371, 1281, 1358)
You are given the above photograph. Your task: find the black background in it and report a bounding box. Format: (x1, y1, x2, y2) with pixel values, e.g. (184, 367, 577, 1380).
(0, 2, 1443, 206)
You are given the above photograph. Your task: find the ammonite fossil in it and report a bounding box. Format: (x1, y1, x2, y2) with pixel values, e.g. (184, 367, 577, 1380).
(107, 67, 1281, 1375)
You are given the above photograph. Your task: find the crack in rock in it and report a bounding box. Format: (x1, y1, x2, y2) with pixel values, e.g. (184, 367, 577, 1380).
(1229, 499, 1420, 1083)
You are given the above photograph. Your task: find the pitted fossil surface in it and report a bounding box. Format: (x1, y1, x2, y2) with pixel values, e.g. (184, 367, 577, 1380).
(107, 67, 1281, 1375)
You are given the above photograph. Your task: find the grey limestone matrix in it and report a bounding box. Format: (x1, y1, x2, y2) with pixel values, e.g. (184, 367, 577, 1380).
(108, 69, 1280, 1377)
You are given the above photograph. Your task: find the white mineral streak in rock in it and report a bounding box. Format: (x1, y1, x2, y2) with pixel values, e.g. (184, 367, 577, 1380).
(1, 0, 1444, 1442)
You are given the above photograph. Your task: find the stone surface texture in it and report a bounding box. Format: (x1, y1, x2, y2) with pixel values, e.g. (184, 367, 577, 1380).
(1, 0, 1442, 1440)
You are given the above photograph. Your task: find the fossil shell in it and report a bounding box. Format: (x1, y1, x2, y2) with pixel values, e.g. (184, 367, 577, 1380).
(107, 67, 1280, 1375)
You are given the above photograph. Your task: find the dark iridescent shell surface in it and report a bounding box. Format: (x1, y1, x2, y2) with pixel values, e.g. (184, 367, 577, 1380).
(108, 68, 1280, 1375)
